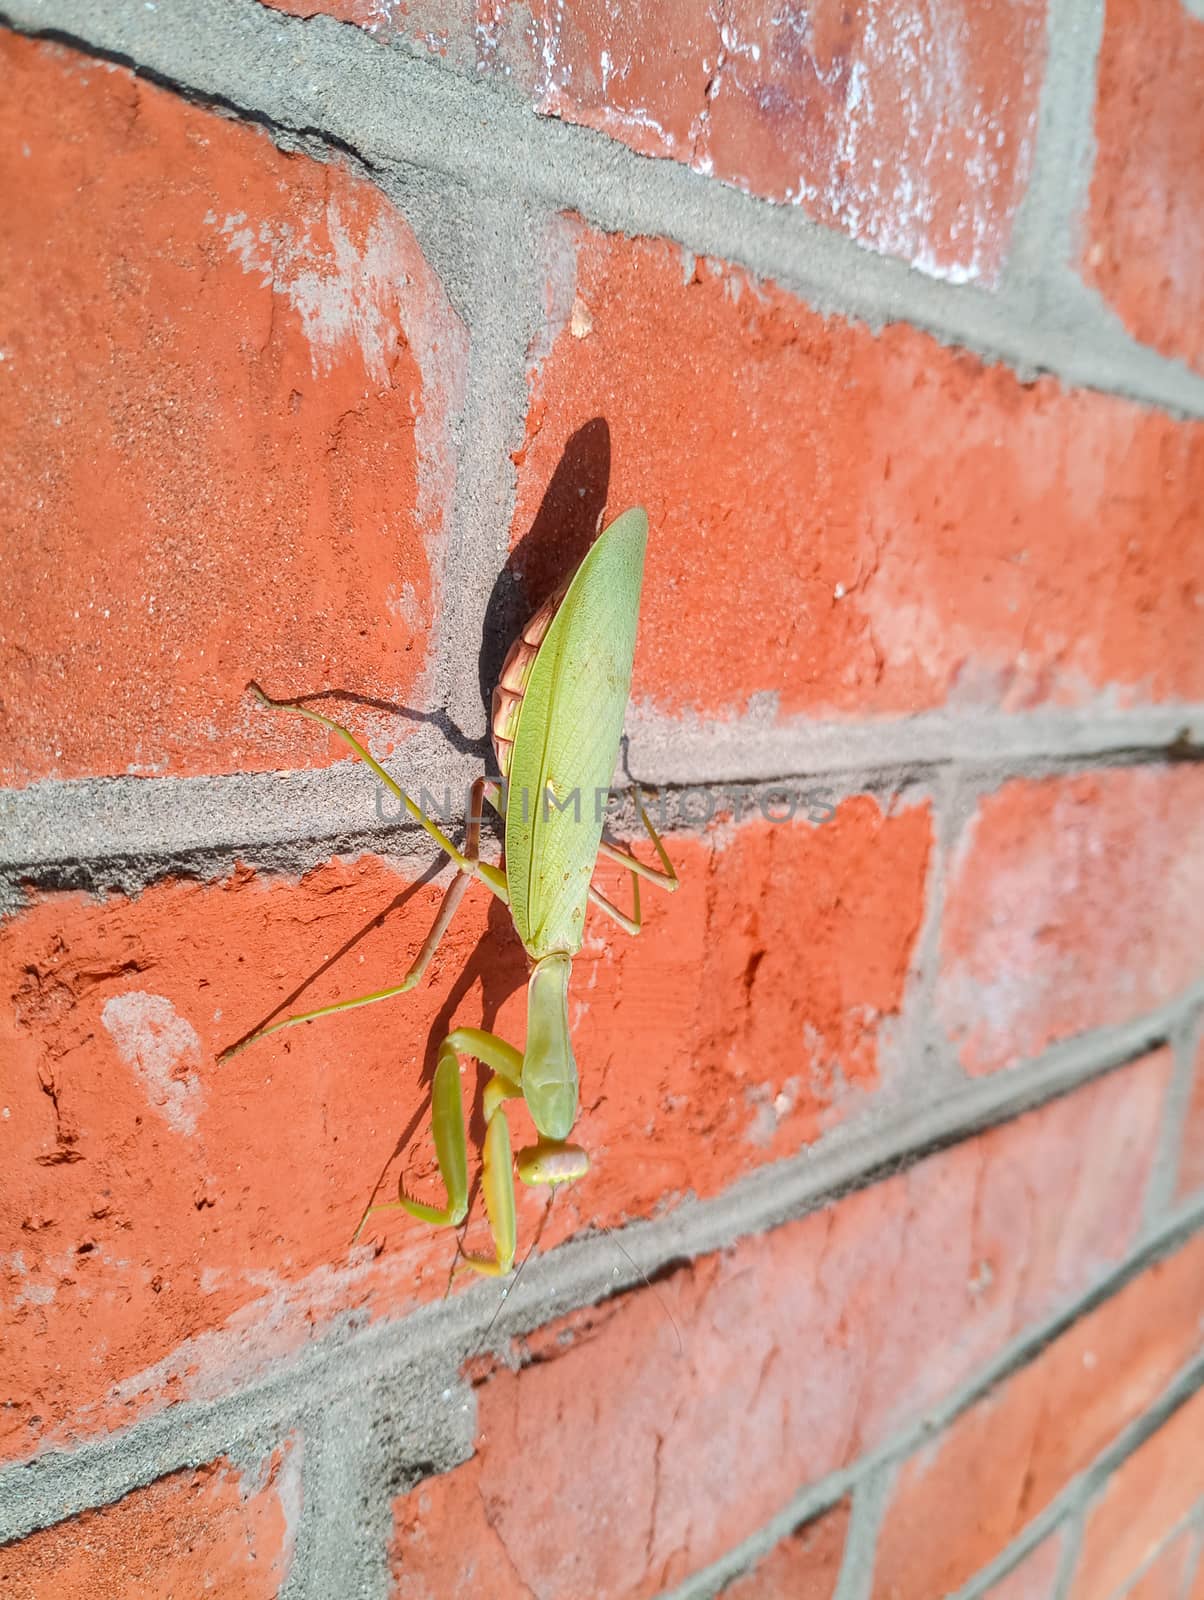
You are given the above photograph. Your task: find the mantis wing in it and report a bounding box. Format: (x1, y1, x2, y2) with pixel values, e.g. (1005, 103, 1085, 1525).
(504, 507, 648, 958)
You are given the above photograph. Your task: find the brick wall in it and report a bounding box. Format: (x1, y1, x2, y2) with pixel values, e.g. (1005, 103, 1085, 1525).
(0, 2, 1201, 1596)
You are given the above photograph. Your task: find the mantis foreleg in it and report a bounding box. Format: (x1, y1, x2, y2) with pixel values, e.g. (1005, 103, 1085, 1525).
(354, 1026, 524, 1276)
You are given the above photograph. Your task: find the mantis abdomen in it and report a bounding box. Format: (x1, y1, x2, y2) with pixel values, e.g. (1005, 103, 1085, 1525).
(490, 579, 568, 778)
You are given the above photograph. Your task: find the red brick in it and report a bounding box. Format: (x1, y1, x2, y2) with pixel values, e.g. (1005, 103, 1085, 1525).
(535, 1, 1045, 281)
(938, 768, 1204, 1075)
(873, 1385, 1047, 1600)
(1083, 0, 1204, 373)
(264, 0, 411, 23)
(388, 1055, 1169, 1599)
(0, 800, 927, 1460)
(272, 2, 1045, 281)
(0, 1447, 297, 1599)
(514, 227, 1204, 723)
(390, 1469, 849, 1600)
(980, 1537, 1064, 1600)
(389, 1455, 530, 1600)
(1070, 1386, 1204, 1600)
(1123, 1530, 1195, 1600)
(1177, 1033, 1204, 1203)
(719, 1502, 850, 1600)
(0, 36, 464, 786)
(870, 1224, 1204, 1599)
(263, 0, 542, 84)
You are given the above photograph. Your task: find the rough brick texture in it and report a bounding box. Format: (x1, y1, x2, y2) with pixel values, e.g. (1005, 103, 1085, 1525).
(981, 1537, 1064, 1600)
(1083, 0, 1204, 373)
(870, 1225, 1204, 1598)
(938, 767, 1204, 1074)
(0, 1449, 296, 1598)
(0, 36, 464, 786)
(718, 1502, 850, 1600)
(389, 1055, 1169, 1599)
(527, 0, 1046, 282)
(1123, 1530, 1196, 1600)
(1070, 1387, 1204, 1600)
(514, 227, 1204, 723)
(261, 0, 1046, 283)
(390, 1475, 851, 1599)
(0, 801, 927, 1459)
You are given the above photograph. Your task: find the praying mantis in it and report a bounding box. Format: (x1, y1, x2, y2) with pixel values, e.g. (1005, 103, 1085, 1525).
(223, 507, 679, 1275)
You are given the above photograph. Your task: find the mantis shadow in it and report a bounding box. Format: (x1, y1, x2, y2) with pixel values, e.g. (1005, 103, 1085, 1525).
(245, 680, 488, 761)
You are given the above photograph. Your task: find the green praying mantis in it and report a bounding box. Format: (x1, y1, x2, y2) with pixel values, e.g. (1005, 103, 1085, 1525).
(223, 507, 679, 1275)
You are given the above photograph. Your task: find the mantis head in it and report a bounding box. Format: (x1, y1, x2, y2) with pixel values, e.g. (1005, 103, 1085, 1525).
(518, 953, 589, 1187)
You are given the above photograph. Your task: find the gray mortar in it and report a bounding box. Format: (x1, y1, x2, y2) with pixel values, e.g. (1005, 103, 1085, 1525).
(0, 757, 911, 908)
(1089, 1510, 1204, 1600)
(2, 0, 1204, 417)
(1143, 1008, 1204, 1228)
(1051, 1504, 1089, 1600)
(622, 703, 1204, 788)
(365, 177, 549, 745)
(1003, 0, 1105, 313)
(667, 1471, 867, 1600)
(829, 1466, 895, 1600)
(886, 763, 959, 1103)
(275, 1381, 479, 1600)
(2, 705, 1200, 914)
(0, 727, 484, 913)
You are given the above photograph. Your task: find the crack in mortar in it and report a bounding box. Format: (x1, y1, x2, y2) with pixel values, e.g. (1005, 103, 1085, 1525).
(0, 11, 386, 174)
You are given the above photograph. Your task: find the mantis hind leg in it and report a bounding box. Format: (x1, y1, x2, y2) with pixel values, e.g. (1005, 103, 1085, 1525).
(355, 1027, 524, 1278)
(590, 789, 679, 936)
(219, 777, 497, 1061)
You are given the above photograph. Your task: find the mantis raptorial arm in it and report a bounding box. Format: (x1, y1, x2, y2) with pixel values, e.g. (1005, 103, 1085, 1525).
(354, 1027, 525, 1275)
(219, 774, 499, 1061)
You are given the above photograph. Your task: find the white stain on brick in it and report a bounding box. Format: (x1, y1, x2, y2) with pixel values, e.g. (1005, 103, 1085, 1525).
(214, 198, 413, 387)
(206, 180, 467, 648)
(541, 0, 1039, 286)
(102, 992, 204, 1136)
(15, 1279, 57, 1308)
(798, 0, 1034, 285)
(531, 213, 582, 367)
